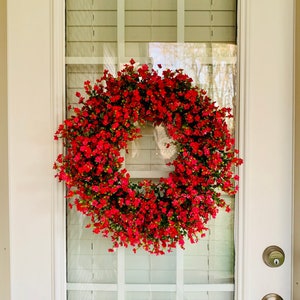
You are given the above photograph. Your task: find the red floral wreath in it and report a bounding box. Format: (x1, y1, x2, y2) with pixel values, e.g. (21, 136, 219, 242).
(54, 59, 243, 255)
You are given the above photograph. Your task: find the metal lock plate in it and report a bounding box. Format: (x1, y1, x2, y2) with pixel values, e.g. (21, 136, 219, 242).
(261, 293, 283, 300)
(262, 245, 285, 267)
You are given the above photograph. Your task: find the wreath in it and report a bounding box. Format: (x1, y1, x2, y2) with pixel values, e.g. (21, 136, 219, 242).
(54, 59, 243, 255)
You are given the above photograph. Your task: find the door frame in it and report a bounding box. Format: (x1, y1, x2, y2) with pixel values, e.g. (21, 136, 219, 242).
(0, 0, 10, 298)
(294, 0, 300, 298)
(236, 0, 294, 299)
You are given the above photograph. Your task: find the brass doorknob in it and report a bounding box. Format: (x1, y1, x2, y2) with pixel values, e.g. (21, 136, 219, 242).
(261, 293, 283, 300)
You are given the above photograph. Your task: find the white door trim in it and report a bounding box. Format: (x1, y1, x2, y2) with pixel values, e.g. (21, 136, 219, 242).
(236, 0, 294, 299)
(51, 0, 67, 299)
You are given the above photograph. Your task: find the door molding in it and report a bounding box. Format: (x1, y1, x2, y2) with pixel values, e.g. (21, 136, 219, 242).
(51, 0, 66, 299)
(294, 0, 300, 298)
(0, 0, 10, 298)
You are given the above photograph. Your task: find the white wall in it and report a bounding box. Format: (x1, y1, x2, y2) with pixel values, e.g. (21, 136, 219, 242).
(2, 0, 294, 299)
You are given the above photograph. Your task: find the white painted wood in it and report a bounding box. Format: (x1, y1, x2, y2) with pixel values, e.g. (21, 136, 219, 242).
(294, 1, 300, 298)
(117, 0, 125, 64)
(65, 56, 237, 65)
(3, 0, 294, 299)
(237, 0, 294, 299)
(66, 56, 154, 64)
(67, 283, 118, 291)
(118, 248, 125, 300)
(0, 1, 10, 299)
(51, 1, 67, 299)
(66, 283, 234, 292)
(176, 248, 184, 300)
(177, 0, 185, 43)
(7, 0, 54, 299)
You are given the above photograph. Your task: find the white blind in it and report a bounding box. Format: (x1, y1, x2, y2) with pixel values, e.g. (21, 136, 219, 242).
(65, 1, 237, 299)
(66, 0, 237, 59)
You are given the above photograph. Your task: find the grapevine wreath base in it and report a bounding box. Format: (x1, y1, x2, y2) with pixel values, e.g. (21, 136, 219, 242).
(54, 59, 242, 255)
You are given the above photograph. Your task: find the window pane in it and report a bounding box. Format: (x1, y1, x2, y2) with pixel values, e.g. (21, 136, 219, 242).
(184, 292, 234, 300)
(65, 1, 237, 299)
(68, 291, 117, 300)
(67, 208, 118, 284)
(184, 197, 234, 284)
(125, 249, 176, 284)
(126, 292, 176, 300)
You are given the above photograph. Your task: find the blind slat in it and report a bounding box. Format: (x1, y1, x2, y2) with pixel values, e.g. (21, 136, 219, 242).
(67, 27, 117, 42)
(125, 11, 177, 26)
(125, 0, 176, 10)
(68, 11, 117, 26)
(185, 27, 236, 43)
(66, 0, 117, 10)
(185, 0, 236, 11)
(185, 11, 236, 26)
(125, 27, 177, 42)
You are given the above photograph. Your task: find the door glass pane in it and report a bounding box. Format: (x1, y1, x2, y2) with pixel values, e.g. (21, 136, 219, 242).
(125, 249, 176, 284)
(67, 208, 118, 284)
(184, 197, 234, 284)
(65, 1, 237, 299)
(184, 292, 234, 300)
(126, 292, 176, 300)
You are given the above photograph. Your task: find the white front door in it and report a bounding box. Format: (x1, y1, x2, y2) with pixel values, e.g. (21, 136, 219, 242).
(3, 0, 294, 300)
(63, 1, 294, 300)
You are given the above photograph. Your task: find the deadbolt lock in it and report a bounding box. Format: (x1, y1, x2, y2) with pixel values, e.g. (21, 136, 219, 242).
(262, 245, 285, 268)
(261, 293, 283, 300)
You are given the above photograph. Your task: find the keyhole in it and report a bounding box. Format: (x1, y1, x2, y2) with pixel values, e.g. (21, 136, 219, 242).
(263, 246, 285, 268)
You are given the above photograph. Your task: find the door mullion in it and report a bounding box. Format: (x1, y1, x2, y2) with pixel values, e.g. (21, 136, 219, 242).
(117, 0, 125, 66)
(176, 247, 184, 300)
(118, 247, 125, 300)
(177, 0, 185, 43)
